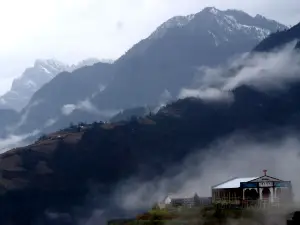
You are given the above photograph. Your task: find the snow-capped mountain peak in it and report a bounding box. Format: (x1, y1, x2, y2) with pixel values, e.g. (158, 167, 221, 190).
(0, 57, 109, 111)
(72, 58, 100, 70)
(34, 59, 69, 75)
(149, 14, 195, 39)
(149, 7, 287, 41)
(203, 6, 220, 15)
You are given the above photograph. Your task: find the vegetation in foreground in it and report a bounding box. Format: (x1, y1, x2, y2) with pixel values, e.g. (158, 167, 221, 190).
(107, 206, 274, 225)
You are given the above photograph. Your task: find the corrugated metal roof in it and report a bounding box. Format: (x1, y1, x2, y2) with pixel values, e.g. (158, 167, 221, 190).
(213, 177, 259, 189)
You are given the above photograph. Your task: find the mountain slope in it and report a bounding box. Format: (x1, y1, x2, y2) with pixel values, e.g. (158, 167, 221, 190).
(2, 80, 300, 224)
(9, 7, 287, 135)
(0, 109, 18, 136)
(14, 62, 113, 133)
(91, 7, 286, 109)
(0, 8, 297, 225)
(0, 59, 102, 112)
(254, 22, 300, 52)
(0, 59, 68, 111)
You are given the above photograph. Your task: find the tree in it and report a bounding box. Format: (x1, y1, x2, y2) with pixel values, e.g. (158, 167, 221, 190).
(38, 134, 47, 141)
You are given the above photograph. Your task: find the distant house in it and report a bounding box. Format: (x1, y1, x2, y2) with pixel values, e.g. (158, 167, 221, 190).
(211, 170, 293, 207)
(159, 193, 211, 209)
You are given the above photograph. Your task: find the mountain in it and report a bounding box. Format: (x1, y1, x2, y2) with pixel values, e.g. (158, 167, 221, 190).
(0, 12, 298, 224)
(110, 107, 150, 123)
(254, 22, 300, 52)
(0, 109, 18, 136)
(88, 7, 286, 114)
(10, 7, 286, 135)
(92, 8, 286, 110)
(121, 7, 286, 63)
(2, 79, 300, 224)
(14, 62, 113, 134)
(0, 58, 102, 111)
(0, 59, 68, 111)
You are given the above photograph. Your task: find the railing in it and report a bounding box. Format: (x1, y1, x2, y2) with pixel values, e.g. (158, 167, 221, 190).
(213, 197, 287, 209)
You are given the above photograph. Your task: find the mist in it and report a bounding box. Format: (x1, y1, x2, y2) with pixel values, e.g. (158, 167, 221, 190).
(77, 42, 300, 224)
(118, 40, 300, 213)
(113, 130, 300, 212)
(179, 41, 300, 100)
(0, 130, 39, 154)
(62, 99, 120, 119)
(5, 100, 41, 133)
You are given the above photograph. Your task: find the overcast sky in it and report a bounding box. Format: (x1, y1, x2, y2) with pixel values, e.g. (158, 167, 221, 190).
(0, 0, 300, 95)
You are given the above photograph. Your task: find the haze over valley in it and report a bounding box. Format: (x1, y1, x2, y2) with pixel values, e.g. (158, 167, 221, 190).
(1, 1, 300, 225)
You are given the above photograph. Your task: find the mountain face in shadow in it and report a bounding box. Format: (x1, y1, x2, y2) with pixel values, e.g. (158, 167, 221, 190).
(110, 107, 150, 123)
(0, 7, 299, 225)
(13, 62, 113, 134)
(254, 23, 300, 52)
(0, 59, 102, 112)
(0, 109, 18, 137)
(1, 80, 300, 224)
(91, 7, 286, 110)
(9, 7, 286, 135)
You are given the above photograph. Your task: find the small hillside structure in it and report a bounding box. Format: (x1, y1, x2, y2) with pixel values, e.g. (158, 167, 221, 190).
(211, 170, 293, 207)
(159, 193, 211, 209)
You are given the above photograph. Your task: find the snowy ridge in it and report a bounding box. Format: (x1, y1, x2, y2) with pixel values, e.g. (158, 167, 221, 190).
(150, 14, 195, 39)
(149, 7, 287, 41)
(0, 58, 112, 111)
(219, 14, 271, 40)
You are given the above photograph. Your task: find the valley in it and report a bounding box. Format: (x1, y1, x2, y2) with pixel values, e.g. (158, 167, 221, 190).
(0, 4, 299, 225)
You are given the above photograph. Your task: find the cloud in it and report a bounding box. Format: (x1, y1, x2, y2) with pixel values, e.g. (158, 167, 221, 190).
(152, 104, 166, 114)
(112, 129, 300, 212)
(77, 99, 101, 115)
(62, 99, 121, 118)
(0, 130, 40, 154)
(5, 100, 41, 133)
(61, 99, 100, 116)
(91, 84, 107, 98)
(180, 42, 300, 101)
(1, 0, 299, 95)
(179, 87, 234, 103)
(224, 42, 300, 91)
(159, 89, 172, 103)
(62, 104, 78, 116)
(44, 118, 58, 128)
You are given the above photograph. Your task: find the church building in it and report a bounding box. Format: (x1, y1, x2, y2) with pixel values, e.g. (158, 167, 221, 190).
(211, 170, 293, 207)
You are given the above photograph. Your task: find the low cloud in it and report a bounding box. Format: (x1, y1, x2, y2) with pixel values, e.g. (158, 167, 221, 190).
(62, 104, 77, 116)
(179, 87, 234, 103)
(91, 84, 107, 98)
(0, 130, 40, 153)
(113, 130, 300, 211)
(44, 118, 57, 128)
(61, 99, 99, 116)
(224, 42, 300, 91)
(159, 89, 173, 104)
(6, 100, 41, 133)
(152, 104, 166, 114)
(180, 41, 300, 101)
(62, 99, 121, 118)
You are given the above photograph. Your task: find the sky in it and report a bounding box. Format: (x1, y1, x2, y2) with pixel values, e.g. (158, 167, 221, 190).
(0, 0, 300, 95)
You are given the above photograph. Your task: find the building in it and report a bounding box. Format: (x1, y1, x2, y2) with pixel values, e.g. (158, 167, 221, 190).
(159, 193, 211, 209)
(211, 170, 293, 208)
